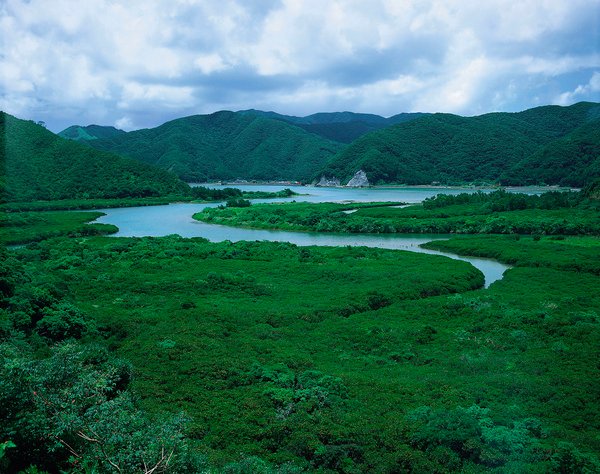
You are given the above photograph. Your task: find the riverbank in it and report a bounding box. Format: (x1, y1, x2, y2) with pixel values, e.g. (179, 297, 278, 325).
(198, 181, 579, 193)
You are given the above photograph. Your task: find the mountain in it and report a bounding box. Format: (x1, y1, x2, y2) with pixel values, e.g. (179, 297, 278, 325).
(238, 109, 427, 143)
(0, 112, 190, 202)
(317, 102, 600, 187)
(504, 118, 600, 186)
(58, 124, 126, 142)
(87, 111, 344, 182)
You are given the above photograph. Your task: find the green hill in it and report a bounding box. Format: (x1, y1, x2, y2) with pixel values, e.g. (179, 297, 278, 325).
(58, 124, 126, 142)
(503, 118, 600, 186)
(0, 112, 190, 202)
(318, 102, 600, 186)
(87, 111, 344, 182)
(239, 109, 427, 143)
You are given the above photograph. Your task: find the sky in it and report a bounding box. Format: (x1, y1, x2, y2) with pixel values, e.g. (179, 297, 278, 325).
(1, 0, 599, 132)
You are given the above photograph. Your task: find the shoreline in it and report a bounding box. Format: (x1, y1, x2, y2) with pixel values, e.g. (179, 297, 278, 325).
(194, 182, 579, 192)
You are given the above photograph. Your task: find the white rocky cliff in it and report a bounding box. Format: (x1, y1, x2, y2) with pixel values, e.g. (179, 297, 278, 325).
(346, 170, 369, 187)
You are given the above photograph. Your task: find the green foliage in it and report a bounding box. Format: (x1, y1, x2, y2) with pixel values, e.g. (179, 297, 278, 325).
(4, 196, 600, 471)
(504, 118, 600, 187)
(88, 111, 344, 182)
(423, 235, 600, 275)
(36, 302, 94, 341)
(240, 109, 427, 143)
(226, 198, 251, 208)
(0, 112, 191, 202)
(0, 210, 118, 245)
(407, 405, 545, 468)
(0, 342, 204, 473)
(195, 191, 600, 236)
(318, 101, 600, 186)
(58, 124, 126, 142)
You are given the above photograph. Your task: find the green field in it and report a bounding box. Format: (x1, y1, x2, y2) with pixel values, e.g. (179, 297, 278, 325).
(2, 188, 600, 472)
(0, 211, 118, 245)
(2, 229, 599, 472)
(195, 191, 600, 235)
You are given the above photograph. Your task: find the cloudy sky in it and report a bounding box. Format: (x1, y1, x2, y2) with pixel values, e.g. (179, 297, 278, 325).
(1, 0, 599, 132)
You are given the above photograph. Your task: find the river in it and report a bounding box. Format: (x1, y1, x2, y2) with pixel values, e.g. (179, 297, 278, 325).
(94, 186, 512, 288)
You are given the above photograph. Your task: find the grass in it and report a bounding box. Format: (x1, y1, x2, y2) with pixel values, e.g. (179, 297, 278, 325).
(8, 234, 599, 471)
(194, 200, 600, 235)
(423, 235, 600, 275)
(0, 211, 118, 245)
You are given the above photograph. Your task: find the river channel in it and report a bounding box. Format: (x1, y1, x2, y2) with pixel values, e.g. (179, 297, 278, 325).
(94, 185, 514, 287)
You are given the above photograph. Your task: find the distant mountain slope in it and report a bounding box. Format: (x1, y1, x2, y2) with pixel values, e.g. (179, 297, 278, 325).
(318, 102, 600, 187)
(238, 109, 427, 143)
(88, 111, 344, 182)
(504, 118, 600, 186)
(58, 124, 126, 142)
(0, 112, 190, 202)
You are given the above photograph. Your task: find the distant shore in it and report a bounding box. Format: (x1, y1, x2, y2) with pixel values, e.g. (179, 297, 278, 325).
(193, 181, 580, 192)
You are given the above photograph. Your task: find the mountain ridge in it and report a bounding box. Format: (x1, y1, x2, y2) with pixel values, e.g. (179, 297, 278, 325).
(84, 111, 344, 182)
(317, 101, 600, 187)
(1, 112, 190, 202)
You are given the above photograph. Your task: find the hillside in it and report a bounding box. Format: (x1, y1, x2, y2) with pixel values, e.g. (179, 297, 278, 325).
(0, 112, 190, 202)
(318, 102, 600, 186)
(503, 118, 600, 186)
(58, 124, 126, 142)
(87, 111, 344, 182)
(239, 109, 427, 143)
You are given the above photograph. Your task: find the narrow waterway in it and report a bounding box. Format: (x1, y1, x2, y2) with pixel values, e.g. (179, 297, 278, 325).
(94, 188, 511, 287)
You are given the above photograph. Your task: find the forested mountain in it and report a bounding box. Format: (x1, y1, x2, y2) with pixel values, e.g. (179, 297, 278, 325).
(87, 111, 344, 182)
(318, 102, 600, 186)
(58, 124, 126, 142)
(0, 112, 190, 202)
(239, 109, 427, 143)
(504, 118, 600, 186)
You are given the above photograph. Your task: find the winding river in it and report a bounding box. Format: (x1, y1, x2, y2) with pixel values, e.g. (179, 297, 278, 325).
(94, 185, 513, 288)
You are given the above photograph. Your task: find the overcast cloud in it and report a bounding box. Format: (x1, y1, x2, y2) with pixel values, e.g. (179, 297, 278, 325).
(1, 0, 599, 132)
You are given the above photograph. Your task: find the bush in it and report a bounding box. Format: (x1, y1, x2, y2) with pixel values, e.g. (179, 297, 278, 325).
(226, 198, 251, 208)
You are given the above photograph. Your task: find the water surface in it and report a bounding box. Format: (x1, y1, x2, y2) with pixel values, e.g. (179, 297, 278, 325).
(95, 190, 510, 288)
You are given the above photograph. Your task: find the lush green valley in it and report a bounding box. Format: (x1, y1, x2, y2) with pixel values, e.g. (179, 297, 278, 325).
(84, 111, 344, 182)
(2, 225, 599, 472)
(3, 105, 600, 473)
(318, 102, 600, 186)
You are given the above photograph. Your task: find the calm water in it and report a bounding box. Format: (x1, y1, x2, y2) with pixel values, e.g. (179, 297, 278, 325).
(94, 186, 511, 288)
(192, 183, 543, 203)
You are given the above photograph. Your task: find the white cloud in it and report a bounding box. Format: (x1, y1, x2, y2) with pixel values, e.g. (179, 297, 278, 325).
(194, 54, 229, 74)
(115, 116, 133, 130)
(1, 0, 599, 131)
(554, 71, 600, 105)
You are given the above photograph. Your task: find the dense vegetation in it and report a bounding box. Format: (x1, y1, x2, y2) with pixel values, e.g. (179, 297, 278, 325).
(318, 102, 600, 186)
(0, 113, 191, 202)
(194, 190, 600, 236)
(58, 124, 126, 142)
(2, 230, 599, 472)
(0, 211, 118, 245)
(56, 103, 599, 186)
(423, 235, 600, 275)
(4, 98, 600, 472)
(85, 111, 344, 182)
(504, 118, 600, 186)
(238, 110, 427, 143)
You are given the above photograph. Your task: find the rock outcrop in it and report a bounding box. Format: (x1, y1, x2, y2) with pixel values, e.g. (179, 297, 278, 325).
(346, 170, 369, 187)
(316, 175, 341, 187)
